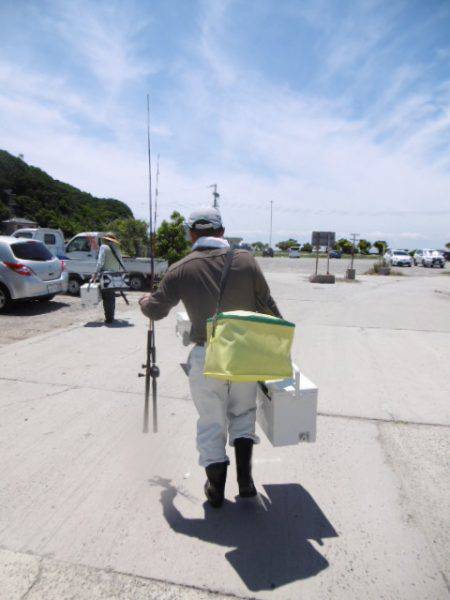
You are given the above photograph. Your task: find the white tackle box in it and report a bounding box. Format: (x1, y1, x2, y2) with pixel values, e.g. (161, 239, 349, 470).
(257, 363, 318, 446)
(176, 311, 192, 346)
(80, 283, 101, 307)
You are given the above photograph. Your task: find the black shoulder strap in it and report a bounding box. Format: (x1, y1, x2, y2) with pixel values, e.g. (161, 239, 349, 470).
(216, 249, 234, 314)
(109, 244, 127, 272)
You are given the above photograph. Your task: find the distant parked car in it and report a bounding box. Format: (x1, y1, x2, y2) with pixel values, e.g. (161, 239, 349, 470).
(422, 249, 445, 268)
(262, 247, 274, 257)
(329, 250, 342, 258)
(413, 249, 423, 265)
(288, 246, 301, 258)
(238, 242, 254, 253)
(384, 250, 412, 267)
(0, 237, 68, 312)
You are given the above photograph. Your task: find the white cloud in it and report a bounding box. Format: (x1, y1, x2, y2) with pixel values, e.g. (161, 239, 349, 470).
(1, 0, 449, 250)
(48, 0, 156, 96)
(397, 232, 428, 240)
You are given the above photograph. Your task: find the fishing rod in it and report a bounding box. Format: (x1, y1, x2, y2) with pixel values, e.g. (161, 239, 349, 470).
(139, 94, 159, 434)
(155, 153, 160, 231)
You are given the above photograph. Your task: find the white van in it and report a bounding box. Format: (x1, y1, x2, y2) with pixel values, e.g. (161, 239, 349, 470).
(288, 246, 301, 258)
(12, 228, 66, 258)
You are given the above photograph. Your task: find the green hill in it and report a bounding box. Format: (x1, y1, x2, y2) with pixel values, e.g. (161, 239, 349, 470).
(0, 150, 133, 236)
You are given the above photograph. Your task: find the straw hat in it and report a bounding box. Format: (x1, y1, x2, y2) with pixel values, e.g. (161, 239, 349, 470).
(102, 234, 121, 245)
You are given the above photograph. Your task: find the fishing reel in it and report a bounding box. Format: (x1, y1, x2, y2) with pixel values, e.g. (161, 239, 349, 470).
(138, 364, 160, 378)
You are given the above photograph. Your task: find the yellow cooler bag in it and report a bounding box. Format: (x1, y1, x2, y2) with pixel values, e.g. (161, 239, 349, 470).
(204, 310, 295, 382)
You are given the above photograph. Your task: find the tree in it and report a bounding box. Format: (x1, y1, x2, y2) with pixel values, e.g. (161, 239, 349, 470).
(0, 149, 133, 237)
(276, 238, 298, 252)
(251, 241, 267, 252)
(301, 243, 313, 252)
(373, 240, 388, 255)
(108, 218, 150, 257)
(156, 211, 190, 265)
(337, 238, 353, 254)
(446, 242, 450, 249)
(358, 239, 371, 254)
(0, 200, 11, 221)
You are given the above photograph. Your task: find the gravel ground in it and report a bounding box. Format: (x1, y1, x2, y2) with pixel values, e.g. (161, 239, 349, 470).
(0, 257, 448, 347)
(0, 290, 142, 347)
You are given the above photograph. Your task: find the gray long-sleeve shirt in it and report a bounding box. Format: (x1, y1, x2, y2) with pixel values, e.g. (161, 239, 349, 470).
(140, 248, 281, 345)
(95, 244, 123, 275)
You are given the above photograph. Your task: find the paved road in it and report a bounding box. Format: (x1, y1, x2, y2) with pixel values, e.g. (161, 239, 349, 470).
(1, 257, 447, 348)
(1, 262, 449, 599)
(257, 255, 449, 277)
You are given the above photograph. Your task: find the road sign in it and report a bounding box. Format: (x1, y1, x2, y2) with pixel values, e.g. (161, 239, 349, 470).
(311, 231, 335, 248)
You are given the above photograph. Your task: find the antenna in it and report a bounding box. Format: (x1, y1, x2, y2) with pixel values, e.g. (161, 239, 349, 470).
(208, 184, 220, 208)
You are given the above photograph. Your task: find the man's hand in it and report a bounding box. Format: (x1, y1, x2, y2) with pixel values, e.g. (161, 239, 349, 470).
(139, 293, 152, 315)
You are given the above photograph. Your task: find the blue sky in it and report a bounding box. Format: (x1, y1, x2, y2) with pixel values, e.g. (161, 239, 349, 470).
(1, 0, 449, 247)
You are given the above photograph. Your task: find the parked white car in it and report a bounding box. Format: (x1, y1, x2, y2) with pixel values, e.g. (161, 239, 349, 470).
(384, 250, 412, 267)
(0, 236, 68, 312)
(422, 249, 445, 268)
(288, 246, 301, 258)
(412, 249, 423, 266)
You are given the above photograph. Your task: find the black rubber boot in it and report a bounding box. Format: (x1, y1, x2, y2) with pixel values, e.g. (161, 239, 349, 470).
(234, 438, 257, 498)
(204, 462, 228, 508)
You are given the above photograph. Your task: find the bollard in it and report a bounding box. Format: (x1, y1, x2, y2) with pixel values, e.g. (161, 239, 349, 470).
(345, 268, 356, 280)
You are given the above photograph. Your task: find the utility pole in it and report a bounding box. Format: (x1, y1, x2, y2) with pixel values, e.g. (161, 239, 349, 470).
(209, 184, 220, 208)
(349, 232, 359, 270)
(269, 199, 273, 248)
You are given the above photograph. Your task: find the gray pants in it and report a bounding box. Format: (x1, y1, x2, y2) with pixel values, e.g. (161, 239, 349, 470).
(188, 345, 259, 467)
(101, 288, 116, 322)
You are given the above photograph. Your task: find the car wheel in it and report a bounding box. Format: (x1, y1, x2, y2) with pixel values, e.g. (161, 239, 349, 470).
(0, 284, 12, 313)
(67, 276, 82, 295)
(129, 274, 144, 291)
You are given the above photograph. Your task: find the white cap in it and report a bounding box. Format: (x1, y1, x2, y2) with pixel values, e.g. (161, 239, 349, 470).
(188, 207, 223, 230)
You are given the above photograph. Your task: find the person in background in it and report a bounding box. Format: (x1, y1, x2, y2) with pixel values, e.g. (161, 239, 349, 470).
(139, 207, 281, 508)
(91, 233, 123, 323)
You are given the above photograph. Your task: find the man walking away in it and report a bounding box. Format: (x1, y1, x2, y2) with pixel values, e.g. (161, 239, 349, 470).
(92, 233, 123, 324)
(139, 207, 282, 507)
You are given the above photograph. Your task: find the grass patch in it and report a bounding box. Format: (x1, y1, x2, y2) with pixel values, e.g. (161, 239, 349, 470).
(365, 264, 404, 276)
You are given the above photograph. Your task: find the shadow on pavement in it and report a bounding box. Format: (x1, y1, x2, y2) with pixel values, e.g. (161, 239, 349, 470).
(84, 319, 134, 328)
(155, 478, 338, 592)
(2, 299, 69, 316)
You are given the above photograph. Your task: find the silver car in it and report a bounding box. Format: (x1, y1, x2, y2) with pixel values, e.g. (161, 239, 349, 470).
(0, 236, 68, 312)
